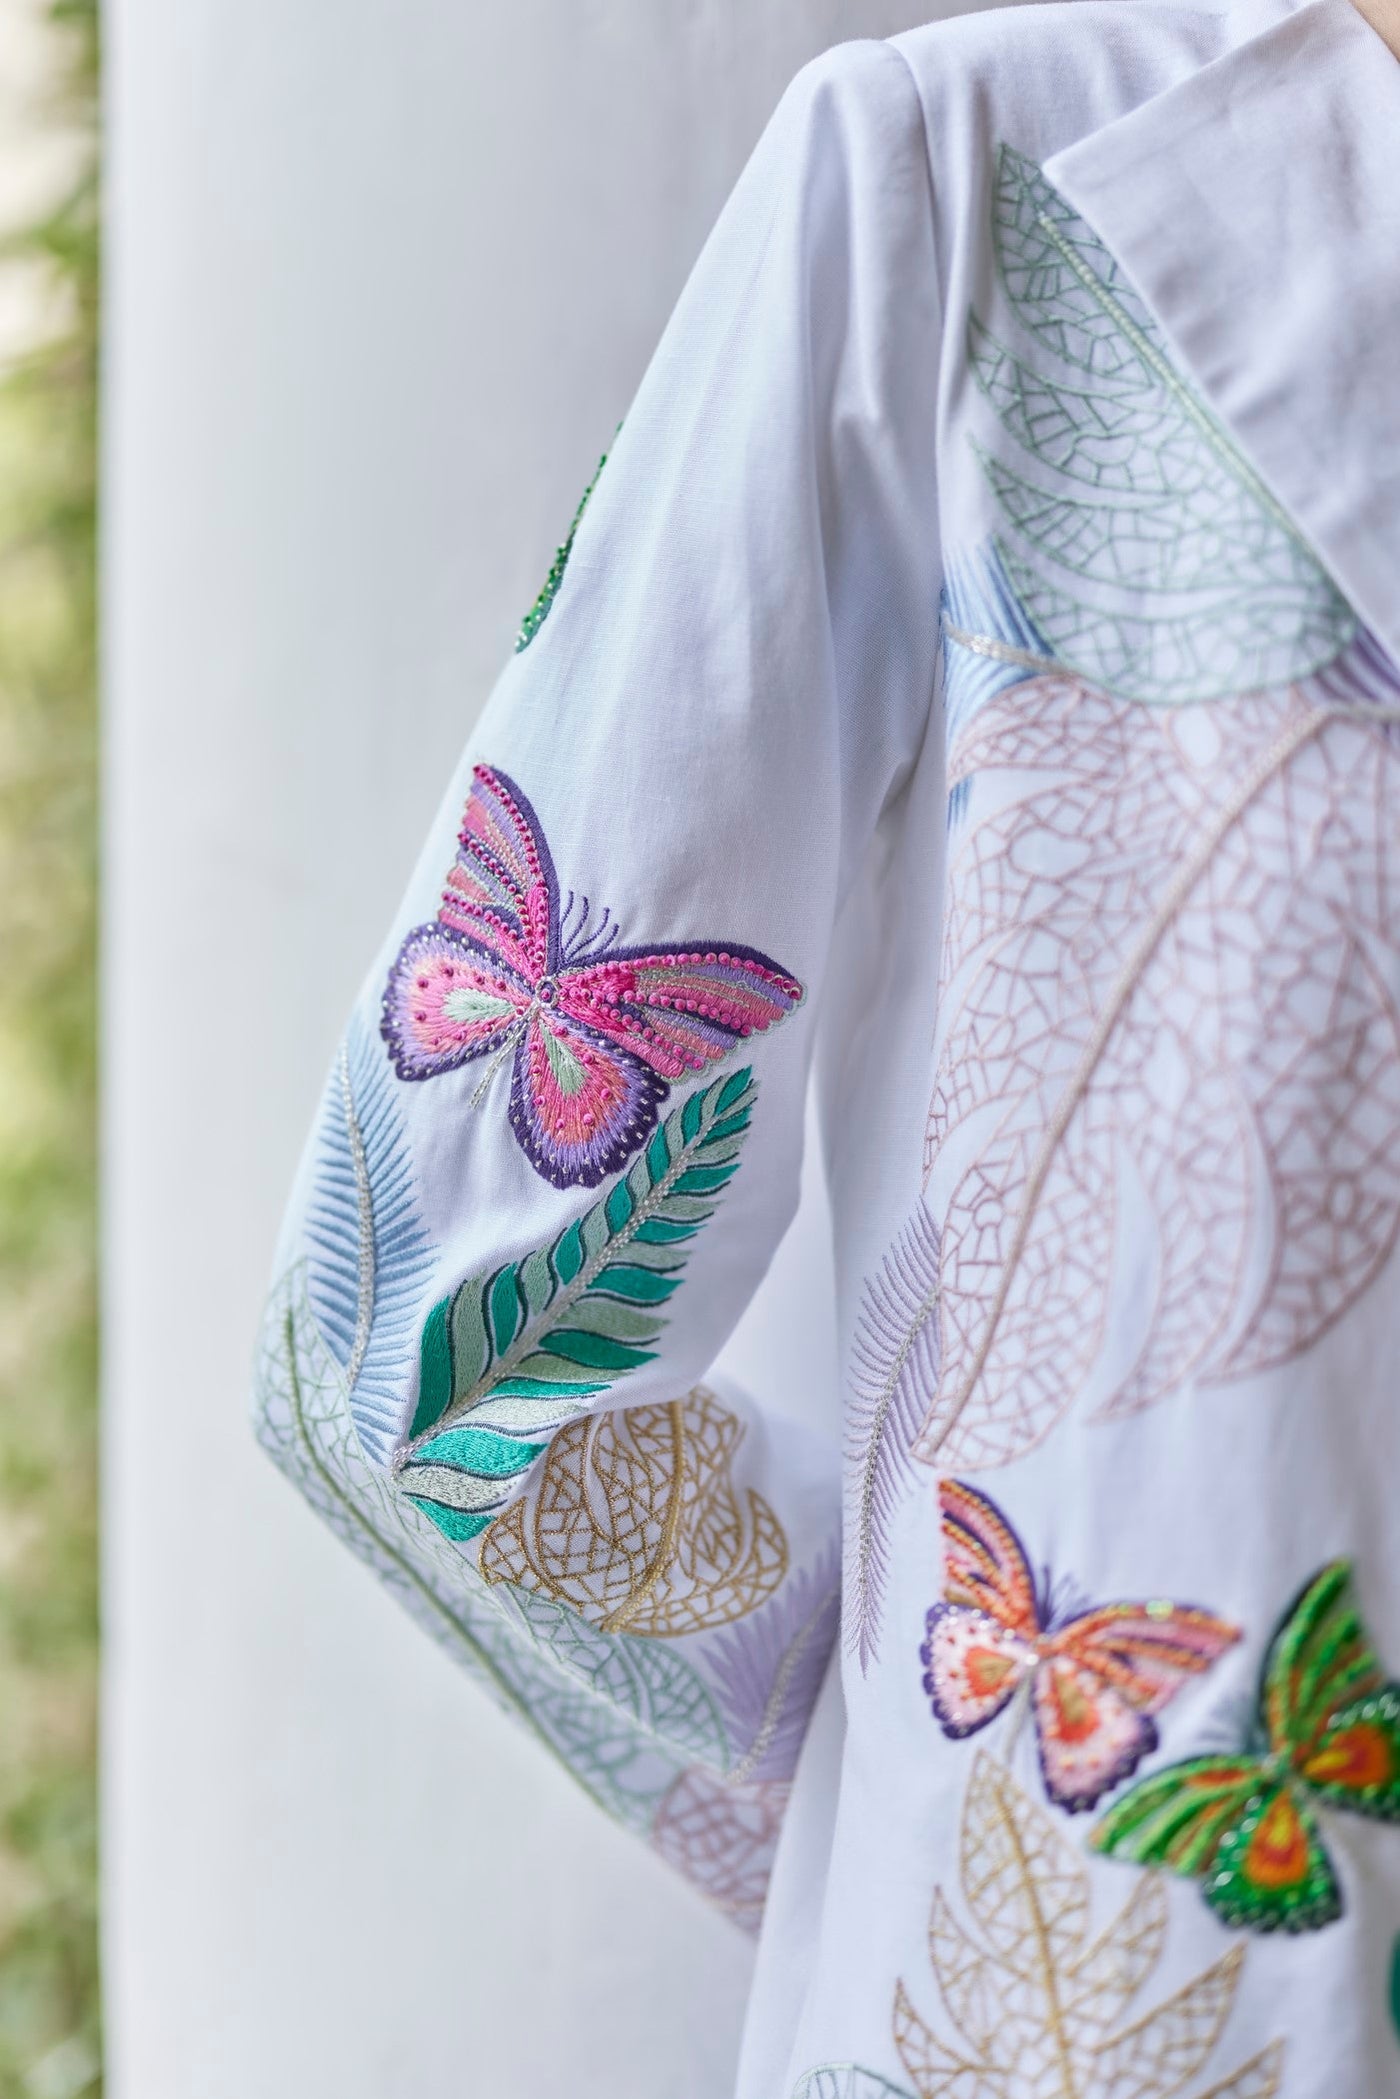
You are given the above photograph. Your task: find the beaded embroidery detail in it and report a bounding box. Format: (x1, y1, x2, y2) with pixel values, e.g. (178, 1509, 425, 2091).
(381, 762, 803, 1189)
(1093, 1560, 1400, 1933)
(922, 1480, 1236, 1813)
(515, 447, 608, 651)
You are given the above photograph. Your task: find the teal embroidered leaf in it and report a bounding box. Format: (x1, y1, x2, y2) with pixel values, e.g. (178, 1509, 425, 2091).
(497, 1583, 730, 1772)
(791, 2071, 914, 2099)
(253, 1269, 713, 1828)
(968, 145, 1354, 704)
(304, 1013, 436, 1464)
(514, 446, 608, 652)
(398, 1066, 757, 1540)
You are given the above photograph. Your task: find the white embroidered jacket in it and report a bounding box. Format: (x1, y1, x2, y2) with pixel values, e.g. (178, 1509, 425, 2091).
(256, 2, 1400, 2092)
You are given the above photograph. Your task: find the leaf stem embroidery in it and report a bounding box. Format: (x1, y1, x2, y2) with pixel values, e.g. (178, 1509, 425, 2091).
(727, 1576, 840, 1786)
(917, 697, 1400, 1468)
(281, 1302, 547, 1746)
(1032, 211, 1310, 562)
(598, 1399, 687, 1634)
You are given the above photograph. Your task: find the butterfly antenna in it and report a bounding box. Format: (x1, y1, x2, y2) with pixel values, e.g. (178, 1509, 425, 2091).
(562, 898, 621, 965)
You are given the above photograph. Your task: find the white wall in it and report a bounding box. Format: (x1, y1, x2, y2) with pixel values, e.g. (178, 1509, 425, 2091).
(103, 5, 945, 2095)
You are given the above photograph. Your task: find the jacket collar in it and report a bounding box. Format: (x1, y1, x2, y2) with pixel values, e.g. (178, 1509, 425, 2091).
(1045, 0, 1400, 670)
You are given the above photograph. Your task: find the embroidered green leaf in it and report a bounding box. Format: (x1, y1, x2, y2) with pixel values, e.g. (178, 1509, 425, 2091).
(253, 1269, 718, 1828)
(514, 446, 609, 652)
(497, 1582, 729, 1771)
(969, 145, 1354, 704)
(398, 1066, 757, 1540)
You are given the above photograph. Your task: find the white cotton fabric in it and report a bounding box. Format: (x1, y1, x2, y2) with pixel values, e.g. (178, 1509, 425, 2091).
(260, 4, 1400, 2093)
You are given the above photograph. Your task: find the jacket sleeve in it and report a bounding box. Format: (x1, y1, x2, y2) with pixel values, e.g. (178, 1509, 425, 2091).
(252, 36, 942, 1928)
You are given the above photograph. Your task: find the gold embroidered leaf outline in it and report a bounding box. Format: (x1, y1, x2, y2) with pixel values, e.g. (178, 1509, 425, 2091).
(892, 1753, 1285, 2099)
(477, 1384, 789, 1636)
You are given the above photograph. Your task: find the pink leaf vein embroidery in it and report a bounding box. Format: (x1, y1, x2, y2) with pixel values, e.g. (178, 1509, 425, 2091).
(917, 672, 1400, 1472)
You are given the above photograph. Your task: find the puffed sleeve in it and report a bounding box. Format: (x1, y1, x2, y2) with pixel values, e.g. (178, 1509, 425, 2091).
(252, 36, 942, 1926)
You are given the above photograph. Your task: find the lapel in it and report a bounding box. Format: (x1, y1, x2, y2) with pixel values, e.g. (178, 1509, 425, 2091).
(1045, 0, 1400, 669)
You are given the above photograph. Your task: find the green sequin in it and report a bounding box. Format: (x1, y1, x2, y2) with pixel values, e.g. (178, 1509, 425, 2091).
(514, 448, 609, 652)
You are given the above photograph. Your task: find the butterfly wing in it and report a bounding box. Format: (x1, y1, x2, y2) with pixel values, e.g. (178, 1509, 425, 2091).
(1092, 1755, 1343, 1932)
(938, 1479, 1043, 1637)
(438, 763, 560, 980)
(922, 1602, 1036, 1738)
(921, 1480, 1042, 1742)
(1031, 1660, 1159, 1812)
(1027, 1602, 1239, 1813)
(558, 944, 803, 1083)
(1299, 1687, 1400, 1823)
(1261, 1561, 1392, 1777)
(1047, 1602, 1242, 1714)
(381, 926, 531, 1080)
(508, 1006, 669, 1189)
(1206, 1783, 1343, 1932)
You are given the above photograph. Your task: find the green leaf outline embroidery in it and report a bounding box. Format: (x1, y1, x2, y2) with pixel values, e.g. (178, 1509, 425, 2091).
(253, 1269, 732, 1820)
(967, 145, 1354, 705)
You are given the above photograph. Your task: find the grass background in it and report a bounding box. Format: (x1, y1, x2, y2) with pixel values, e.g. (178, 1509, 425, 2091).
(0, 0, 100, 2091)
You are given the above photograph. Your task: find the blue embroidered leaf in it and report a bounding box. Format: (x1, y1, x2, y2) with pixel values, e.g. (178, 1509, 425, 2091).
(941, 545, 1057, 782)
(254, 1270, 690, 1832)
(968, 145, 1354, 704)
(708, 1545, 841, 1783)
(844, 1203, 941, 1675)
(304, 1013, 436, 1463)
(398, 1067, 757, 1540)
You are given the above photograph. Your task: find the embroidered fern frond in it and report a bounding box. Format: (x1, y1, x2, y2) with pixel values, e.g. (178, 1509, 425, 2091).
(892, 1753, 1286, 2099)
(845, 1204, 941, 1673)
(709, 1543, 841, 1784)
(304, 1013, 436, 1463)
(969, 145, 1353, 704)
(397, 1067, 757, 1540)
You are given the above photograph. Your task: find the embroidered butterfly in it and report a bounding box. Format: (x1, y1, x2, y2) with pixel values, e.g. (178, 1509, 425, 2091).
(1093, 1560, 1400, 1932)
(922, 1479, 1240, 1812)
(380, 764, 804, 1189)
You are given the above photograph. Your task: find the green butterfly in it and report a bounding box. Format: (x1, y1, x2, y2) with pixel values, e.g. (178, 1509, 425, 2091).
(1092, 1561, 1400, 1932)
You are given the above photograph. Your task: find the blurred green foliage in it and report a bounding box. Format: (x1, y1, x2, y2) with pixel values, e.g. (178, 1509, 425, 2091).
(0, 0, 101, 2092)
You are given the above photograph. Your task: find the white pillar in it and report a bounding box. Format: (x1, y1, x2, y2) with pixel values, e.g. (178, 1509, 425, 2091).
(103, 5, 949, 2094)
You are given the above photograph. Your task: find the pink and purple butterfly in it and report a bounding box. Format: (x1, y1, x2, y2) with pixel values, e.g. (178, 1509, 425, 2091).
(380, 764, 804, 1189)
(923, 1479, 1240, 1812)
